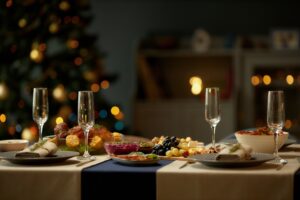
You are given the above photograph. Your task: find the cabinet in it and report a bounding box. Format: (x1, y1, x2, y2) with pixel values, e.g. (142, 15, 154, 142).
(134, 48, 237, 143)
(134, 37, 300, 142)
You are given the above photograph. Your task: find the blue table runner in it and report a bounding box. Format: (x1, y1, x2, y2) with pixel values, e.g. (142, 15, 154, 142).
(82, 160, 172, 200)
(82, 159, 300, 200)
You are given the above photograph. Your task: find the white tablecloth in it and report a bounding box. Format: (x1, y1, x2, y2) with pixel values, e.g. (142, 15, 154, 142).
(157, 144, 300, 200)
(0, 155, 109, 200)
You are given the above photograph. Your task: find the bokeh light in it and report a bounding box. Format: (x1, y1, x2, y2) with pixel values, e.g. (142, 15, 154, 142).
(251, 75, 260, 86)
(263, 75, 271, 85)
(286, 75, 294, 85)
(56, 117, 64, 124)
(111, 106, 120, 116)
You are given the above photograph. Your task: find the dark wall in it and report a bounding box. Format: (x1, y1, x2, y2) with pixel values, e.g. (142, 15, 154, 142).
(89, 0, 300, 127)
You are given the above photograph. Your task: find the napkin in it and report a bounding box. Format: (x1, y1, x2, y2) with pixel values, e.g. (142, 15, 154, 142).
(16, 140, 58, 157)
(216, 143, 252, 160)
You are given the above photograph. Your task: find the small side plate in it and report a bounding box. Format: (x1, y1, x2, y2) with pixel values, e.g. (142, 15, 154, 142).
(111, 155, 158, 165)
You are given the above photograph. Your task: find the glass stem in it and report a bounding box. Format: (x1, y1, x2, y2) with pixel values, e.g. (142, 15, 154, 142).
(211, 125, 216, 149)
(273, 129, 279, 157)
(38, 123, 44, 142)
(83, 129, 90, 158)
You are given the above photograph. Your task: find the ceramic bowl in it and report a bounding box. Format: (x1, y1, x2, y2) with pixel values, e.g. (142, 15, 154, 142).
(235, 131, 288, 153)
(0, 139, 29, 152)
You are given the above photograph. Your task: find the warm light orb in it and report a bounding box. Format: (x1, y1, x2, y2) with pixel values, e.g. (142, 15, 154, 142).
(0, 83, 9, 100)
(251, 75, 260, 86)
(59, 1, 70, 11)
(53, 84, 66, 101)
(30, 48, 43, 62)
(262, 75, 271, 85)
(115, 111, 124, 120)
(101, 80, 110, 89)
(56, 117, 64, 124)
(18, 18, 27, 28)
(0, 114, 6, 123)
(189, 76, 202, 95)
(286, 75, 294, 85)
(285, 119, 292, 129)
(21, 128, 36, 142)
(91, 83, 100, 92)
(49, 23, 59, 33)
(67, 39, 79, 49)
(111, 106, 120, 116)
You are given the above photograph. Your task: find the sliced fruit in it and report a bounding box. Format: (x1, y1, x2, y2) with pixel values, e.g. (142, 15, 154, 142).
(66, 134, 80, 148)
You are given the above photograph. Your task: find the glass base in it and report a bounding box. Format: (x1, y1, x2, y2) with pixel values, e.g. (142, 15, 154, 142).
(77, 151, 96, 161)
(271, 155, 288, 165)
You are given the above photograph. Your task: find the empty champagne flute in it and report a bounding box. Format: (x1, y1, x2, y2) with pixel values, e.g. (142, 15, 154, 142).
(78, 91, 95, 160)
(267, 90, 287, 164)
(205, 87, 221, 150)
(32, 88, 49, 142)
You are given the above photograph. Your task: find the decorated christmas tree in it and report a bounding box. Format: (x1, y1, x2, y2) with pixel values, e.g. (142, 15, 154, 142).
(0, 0, 125, 141)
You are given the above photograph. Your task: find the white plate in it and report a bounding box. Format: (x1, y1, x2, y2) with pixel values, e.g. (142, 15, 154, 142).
(190, 153, 275, 168)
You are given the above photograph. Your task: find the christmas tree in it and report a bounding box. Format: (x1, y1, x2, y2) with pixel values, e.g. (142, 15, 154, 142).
(0, 0, 125, 141)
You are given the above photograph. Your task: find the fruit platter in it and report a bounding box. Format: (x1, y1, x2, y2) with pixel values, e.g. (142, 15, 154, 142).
(48, 122, 222, 159)
(49, 122, 123, 155)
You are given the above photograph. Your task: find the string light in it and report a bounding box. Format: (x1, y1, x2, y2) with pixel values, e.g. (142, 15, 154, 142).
(0, 114, 6, 123)
(16, 124, 22, 132)
(68, 92, 77, 100)
(115, 111, 124, 120)
(6, 0, 13, 7)
(56, 117, 64, 124)
(189, 76, 202, 95)
(53, 84, 66, 101)
(101, 80, 110, 89)
(91, 83, 100, 92)
(67, 39, 79, 49)
(74, 57, 83, 66)
(251, 75, 260, 86)
(84, 71, 96, 81)
(285, 119, 292, 129)
(286, 75, 294, 85)
(59, 1, 70, 11)
(8, 126, 16, 136)
(18, 18, 27, 28)
(111, 106, 120, 116)
(114, 121, 124, 131)
(0, 83, 9, 100)
(99, 109, 108, 119)
(262, 75, 271, 85)
(49, 22, 59, 33)
(30, 48, 43, 63)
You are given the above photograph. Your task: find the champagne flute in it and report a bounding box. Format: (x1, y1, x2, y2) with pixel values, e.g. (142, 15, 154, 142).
(205, 87, 221, 150)
(32, 88, 48, 142)
(78, 91, 95, 160)
(267, 90, 287, 164)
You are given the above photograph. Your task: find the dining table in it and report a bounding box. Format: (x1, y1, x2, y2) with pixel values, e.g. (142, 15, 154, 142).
(0, 143, 300, 200)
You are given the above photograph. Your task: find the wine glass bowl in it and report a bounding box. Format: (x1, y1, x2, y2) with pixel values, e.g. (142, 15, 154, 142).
(78, 91, 95, 160)
(32, 88, 48, 142)
(267, 90, 287, 164)
(205, 87, 221, 149)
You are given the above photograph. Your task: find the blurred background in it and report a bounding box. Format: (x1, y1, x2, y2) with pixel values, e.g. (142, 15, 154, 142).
(1, 0, 300, 143)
